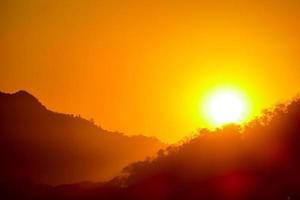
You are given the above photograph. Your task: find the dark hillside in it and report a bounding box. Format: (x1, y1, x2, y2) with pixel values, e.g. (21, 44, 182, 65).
(0, 91, 165, 185)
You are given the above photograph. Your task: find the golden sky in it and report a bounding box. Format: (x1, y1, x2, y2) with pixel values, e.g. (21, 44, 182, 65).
(1, 0, 300, 142)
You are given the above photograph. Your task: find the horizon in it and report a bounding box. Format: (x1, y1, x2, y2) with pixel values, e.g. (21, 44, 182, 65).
(0, 88, 298, 144)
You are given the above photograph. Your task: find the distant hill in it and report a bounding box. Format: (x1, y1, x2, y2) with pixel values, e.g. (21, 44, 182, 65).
(0, 90, 166, 185)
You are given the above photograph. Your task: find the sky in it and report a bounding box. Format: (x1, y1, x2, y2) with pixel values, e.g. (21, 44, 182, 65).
(1, 0, 300, 142)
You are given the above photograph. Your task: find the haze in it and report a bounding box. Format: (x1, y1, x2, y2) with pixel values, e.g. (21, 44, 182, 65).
(1, 0, 300, 142)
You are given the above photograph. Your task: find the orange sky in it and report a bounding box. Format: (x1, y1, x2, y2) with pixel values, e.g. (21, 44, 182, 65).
(1, 0, 300, 142)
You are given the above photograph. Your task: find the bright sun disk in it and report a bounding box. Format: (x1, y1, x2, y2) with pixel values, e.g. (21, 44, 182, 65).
(203, 88, 249, 126)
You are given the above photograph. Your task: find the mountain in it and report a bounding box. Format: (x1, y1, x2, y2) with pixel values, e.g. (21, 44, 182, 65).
(5, 92, 300, 200)
(7, 98, 300, 200)
(0, 90, 166, 185)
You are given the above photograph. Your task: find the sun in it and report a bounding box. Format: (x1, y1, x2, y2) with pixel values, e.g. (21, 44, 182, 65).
(203, 88, 249, 126)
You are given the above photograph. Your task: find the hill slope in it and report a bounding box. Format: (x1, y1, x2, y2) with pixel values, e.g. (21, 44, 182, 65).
(0, 90, 166, 185)
(108, 99, 300, 200)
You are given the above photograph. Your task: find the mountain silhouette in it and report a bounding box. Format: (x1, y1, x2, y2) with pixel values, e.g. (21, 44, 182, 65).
(4, 97, 300, 200)
(3, 93, 300, 200)
(0, 90, 166, 185)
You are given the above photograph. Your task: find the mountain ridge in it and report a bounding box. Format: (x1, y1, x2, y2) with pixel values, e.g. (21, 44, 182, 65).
(0, 90, 166, 185)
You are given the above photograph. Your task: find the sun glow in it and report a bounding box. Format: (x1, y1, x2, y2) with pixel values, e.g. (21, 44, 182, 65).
(203, 87, 250, 126)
